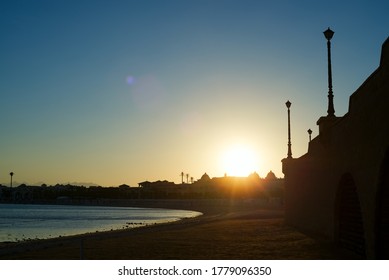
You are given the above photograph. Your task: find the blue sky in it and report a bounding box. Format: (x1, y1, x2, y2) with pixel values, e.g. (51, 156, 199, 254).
(1, 0, 388, 186)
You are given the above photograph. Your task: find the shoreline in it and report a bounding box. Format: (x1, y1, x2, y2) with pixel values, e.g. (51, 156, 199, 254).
(0, 199, 266, 252)
(0, 199, 360, 260)
(0, 202, 204, 244)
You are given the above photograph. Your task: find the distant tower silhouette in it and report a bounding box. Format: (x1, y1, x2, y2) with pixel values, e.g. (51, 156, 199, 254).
(324, 27, 335, 117)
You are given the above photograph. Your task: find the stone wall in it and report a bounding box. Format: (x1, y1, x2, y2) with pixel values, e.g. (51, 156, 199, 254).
(282, 37, 389, 259)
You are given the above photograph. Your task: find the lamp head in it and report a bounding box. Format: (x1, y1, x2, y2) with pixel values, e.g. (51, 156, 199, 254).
(323, 27, 334, 41)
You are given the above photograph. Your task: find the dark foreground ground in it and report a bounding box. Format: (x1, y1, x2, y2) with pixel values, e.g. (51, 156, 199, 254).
(0, 200, 360, 260)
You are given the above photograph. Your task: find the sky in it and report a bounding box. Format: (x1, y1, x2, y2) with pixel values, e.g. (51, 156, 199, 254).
(1, 0, 388, 187)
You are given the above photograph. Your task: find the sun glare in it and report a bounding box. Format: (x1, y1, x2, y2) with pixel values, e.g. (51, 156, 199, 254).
(221, 145, 259, 177)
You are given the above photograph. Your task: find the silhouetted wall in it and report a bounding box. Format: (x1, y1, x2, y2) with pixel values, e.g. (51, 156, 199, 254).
(282, 37, 389, 259)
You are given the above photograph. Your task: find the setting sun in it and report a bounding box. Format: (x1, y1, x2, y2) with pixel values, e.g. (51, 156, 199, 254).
(221, 145, 259, 177)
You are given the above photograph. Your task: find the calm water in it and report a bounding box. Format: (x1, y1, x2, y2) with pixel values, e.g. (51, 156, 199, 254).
(0, 203, 201, 242)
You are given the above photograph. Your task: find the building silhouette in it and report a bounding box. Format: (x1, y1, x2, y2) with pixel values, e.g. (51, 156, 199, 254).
(282, 37, 389, 259)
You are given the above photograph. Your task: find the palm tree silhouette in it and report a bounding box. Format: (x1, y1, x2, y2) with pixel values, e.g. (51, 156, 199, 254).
(180, 172, 184, 184)
(186, 173, 189, 184)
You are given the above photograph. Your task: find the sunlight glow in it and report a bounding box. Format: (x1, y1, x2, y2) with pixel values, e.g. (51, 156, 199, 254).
(221, 144, 259, 177)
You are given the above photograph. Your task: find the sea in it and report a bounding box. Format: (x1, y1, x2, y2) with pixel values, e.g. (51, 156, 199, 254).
(0, 203, 201, 242)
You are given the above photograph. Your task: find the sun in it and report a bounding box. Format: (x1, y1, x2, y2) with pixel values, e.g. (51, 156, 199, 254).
(221, 145, 259, 177)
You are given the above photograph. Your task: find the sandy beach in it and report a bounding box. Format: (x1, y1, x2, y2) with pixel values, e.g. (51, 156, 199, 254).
(0, 199, 360, 260)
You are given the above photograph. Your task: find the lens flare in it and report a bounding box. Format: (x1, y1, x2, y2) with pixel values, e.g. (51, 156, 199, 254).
(126, 76, 135, 85)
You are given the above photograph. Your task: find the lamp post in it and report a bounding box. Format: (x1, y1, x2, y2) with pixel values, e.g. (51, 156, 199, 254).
(286, 100, 292, 158)
(10, 172, 14, 188)
(324, 27, 335, 117)
(308, 128, 312, 142)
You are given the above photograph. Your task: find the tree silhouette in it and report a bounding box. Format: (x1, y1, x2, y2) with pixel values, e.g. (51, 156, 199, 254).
(180, 172, 184, 184)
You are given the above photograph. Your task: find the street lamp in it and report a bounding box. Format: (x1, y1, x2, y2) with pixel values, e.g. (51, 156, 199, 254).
(308, 128, 312, 142)
(10, 172, 14, 188)
(324, 27, 335, 117)
(286, 100, 292, 159)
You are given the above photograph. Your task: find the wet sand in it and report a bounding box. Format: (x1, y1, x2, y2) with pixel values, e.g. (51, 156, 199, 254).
(0, 199, 359, 260)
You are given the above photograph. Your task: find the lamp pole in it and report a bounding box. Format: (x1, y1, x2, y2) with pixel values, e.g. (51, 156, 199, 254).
(324, 27, 335, 117)
(10, 172, 14, 188)
(286, 100, 292, 158)
(308, 128, 312, 142)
